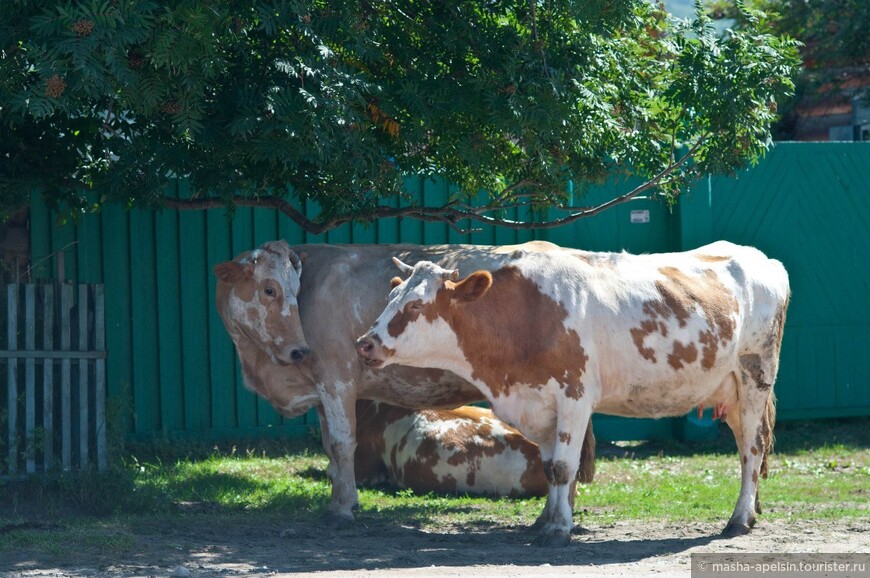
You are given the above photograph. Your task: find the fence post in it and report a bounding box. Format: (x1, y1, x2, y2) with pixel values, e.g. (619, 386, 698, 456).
(42, 285, 54, 470)
(78, 284, 89, 468)
(61, 284, 72, 470)
(6, 286, 18, 475)
(95, 286, 106, 470)
(25, 284, 36, 473)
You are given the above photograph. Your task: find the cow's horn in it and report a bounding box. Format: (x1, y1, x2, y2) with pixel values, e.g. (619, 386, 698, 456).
(392, 257, 414, 276)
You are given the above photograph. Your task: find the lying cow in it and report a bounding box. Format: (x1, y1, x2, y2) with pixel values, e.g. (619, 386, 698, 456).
(356, 241, 789, 546)
(214, 240, 595, 526)
(355, 400, 594, 496)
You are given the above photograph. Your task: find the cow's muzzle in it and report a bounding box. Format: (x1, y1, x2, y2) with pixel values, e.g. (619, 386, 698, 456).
(355, 334, 385, 368)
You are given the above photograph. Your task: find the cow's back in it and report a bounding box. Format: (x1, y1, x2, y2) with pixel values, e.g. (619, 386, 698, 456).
(504, 241, 790, 418)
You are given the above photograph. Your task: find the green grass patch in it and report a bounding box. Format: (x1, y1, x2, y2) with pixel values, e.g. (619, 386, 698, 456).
(2, 417, 868, 561)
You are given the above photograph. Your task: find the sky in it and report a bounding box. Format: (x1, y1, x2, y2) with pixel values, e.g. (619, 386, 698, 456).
(664, 0, 699, 19)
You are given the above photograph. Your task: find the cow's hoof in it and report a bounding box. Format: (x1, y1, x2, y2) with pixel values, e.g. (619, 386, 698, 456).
(531, 530, 571, 548)
(320, 511, 355, 530)
(721, 521, 752, 538)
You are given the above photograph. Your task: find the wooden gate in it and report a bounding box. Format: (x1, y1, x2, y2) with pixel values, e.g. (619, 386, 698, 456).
(1, 283, 106, 478)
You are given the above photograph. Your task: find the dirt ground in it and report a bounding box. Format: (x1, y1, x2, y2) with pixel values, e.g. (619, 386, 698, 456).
(4, 513, 868, 578)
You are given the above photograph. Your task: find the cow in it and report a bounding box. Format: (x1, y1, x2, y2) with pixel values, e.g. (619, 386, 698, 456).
(355, 400, 594, 497)
(356, 240, 790, 546)
(214, 240, 595, 526)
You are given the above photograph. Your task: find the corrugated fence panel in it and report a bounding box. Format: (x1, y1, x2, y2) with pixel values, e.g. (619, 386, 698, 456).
(98, 203, 134, 434)
(177, 181, 211, 434)
(129, 207, 160, 434)
(207, 206, 236, 433)
(709, 143, 870, 420)
(155, 185, 184, 434)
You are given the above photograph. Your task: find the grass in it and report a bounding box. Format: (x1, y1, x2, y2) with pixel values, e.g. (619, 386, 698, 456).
(1, 417, 868, 562)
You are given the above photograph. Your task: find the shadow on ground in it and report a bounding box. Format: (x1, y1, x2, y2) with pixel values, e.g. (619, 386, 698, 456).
(1, 512, 727, 575)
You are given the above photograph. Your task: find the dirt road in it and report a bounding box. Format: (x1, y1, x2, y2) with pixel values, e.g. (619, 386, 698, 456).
(6, 514, 868, 577)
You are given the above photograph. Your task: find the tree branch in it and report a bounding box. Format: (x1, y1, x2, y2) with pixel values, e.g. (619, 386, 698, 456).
(161, 136, 707, 236)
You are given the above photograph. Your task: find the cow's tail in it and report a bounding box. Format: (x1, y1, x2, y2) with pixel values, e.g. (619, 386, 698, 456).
(759, 393, 776, 479)
(576, 419, 596, 484)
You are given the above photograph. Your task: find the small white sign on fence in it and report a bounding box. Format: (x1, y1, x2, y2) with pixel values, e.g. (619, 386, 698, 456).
(630, 209, 650, 224)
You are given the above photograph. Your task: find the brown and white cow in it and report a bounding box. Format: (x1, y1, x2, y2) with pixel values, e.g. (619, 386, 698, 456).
(214, 240, 595, 526)
(356, 240, 790, 546)
(355, 400, 594, 497)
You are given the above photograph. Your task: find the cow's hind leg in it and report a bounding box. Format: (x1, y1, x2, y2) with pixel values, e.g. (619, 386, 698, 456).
(722, 355, 778, 537)
(531, 400, 592, 548)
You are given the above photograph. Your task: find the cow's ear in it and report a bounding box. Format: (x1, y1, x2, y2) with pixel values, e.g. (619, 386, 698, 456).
(449, 271, 492, 303)
(288, 249, 304, 272)
(214, 261, 251, 282)
(390, 276, 403, 289)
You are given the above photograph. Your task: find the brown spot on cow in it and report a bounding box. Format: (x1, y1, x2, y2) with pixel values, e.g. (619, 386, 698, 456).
(552, 460, 570, 485)
(441, 418, 505, 487)
(559, 431, 572, 445)
(750, 446, 759, 456)
(698, 330, 718, 370)
(668, 340, 698, 370)
(770, 298, 789, 358)
(752, 470, 758, 484)
(397, 434, 459, 494)
(630, 320, 660, 363)
(424, 267, 588, 399)
(631, 267, 739, 370)
(388, 299, 424, 338)
(696, 255, 730, 262)
(741, 353, 770, 391)
(564, 381, 584, 400)
(543, 459, 555, 484)
(743, 454, 748, 465)
(659, 268, 738, 341)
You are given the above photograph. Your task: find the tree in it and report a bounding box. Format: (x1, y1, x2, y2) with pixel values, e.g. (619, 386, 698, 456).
(0, 0, 798, 233)
(707, 0, 869, 139)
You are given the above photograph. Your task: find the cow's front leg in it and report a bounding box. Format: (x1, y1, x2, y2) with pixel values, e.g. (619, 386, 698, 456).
(316, 405, 339, 485)
(531, 400, 591, 548)
(316, 382, 359, 528)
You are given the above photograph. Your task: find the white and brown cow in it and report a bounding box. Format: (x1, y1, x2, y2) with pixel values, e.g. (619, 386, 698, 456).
(356, 240, 790, 546)
(214, 240, 595, 526)
(355, 400, 594, 497)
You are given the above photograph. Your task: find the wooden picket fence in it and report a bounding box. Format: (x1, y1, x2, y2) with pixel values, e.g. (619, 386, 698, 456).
(0, 283, 107, 478)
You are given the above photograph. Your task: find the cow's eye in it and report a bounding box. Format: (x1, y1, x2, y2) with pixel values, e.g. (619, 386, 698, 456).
(409, 302, 423, 311)
(264, 286, 276, 297)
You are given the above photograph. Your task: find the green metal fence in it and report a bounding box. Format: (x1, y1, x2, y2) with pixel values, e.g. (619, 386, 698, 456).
(705, 144, 870, 420)
(23, 142, 870, 443)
